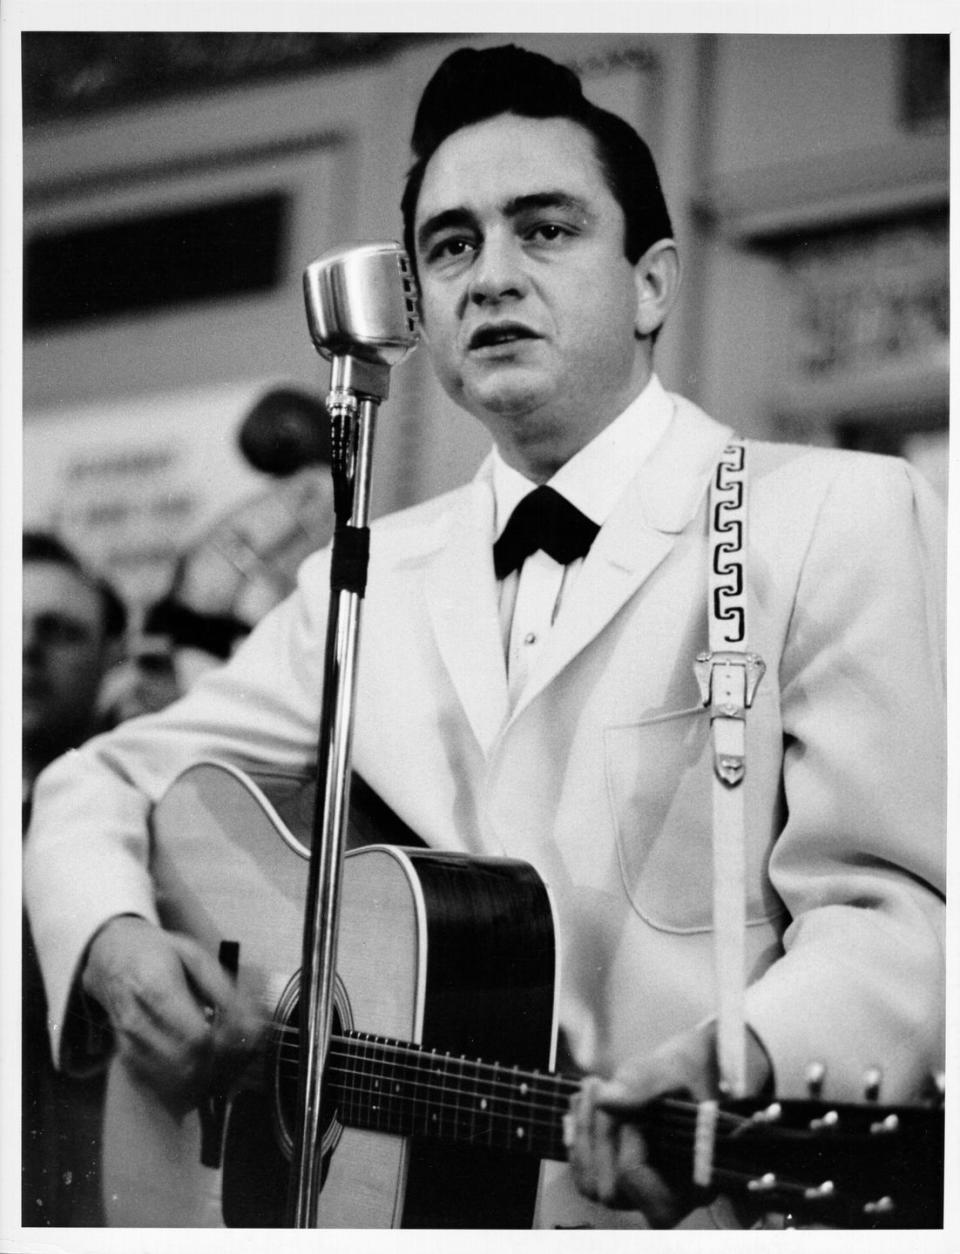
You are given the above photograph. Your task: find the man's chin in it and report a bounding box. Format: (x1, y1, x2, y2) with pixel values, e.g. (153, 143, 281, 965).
(463, 372, 551, 421)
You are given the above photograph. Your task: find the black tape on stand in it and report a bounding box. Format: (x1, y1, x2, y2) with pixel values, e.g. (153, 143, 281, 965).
(330, 523, 371, 596)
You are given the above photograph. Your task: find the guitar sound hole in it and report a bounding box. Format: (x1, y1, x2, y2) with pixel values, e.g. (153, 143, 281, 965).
(271, 975, 349, 1161)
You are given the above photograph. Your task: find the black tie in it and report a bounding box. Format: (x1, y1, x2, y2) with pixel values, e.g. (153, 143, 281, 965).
(493, 485, 600, 579)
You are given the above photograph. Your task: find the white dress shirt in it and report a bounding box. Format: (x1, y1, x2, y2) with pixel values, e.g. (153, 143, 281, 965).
(492, 374, 674, 707)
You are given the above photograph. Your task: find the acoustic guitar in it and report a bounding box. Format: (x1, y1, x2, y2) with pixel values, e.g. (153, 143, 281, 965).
(101, 760, 944, 1228)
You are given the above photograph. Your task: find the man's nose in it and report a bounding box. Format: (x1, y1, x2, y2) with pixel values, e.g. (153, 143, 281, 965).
(467, 233, 528, 306)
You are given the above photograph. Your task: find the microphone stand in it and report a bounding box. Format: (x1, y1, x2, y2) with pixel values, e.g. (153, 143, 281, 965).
(287, 351, 388, 1228)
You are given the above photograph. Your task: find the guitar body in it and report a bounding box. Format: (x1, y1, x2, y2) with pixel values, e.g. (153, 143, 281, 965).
(103, 761, 558, 1228)
(102, 761, 944, 1230)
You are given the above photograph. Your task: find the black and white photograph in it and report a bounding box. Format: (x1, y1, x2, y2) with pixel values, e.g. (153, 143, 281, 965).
(2, 6, 952, 1251)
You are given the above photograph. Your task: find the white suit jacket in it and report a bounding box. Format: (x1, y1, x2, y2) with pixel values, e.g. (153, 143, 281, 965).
(25, 395, 945, 1121)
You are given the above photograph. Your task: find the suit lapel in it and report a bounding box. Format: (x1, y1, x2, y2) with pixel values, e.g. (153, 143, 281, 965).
(424, 472, 509, 754)
(510, 402, 734, 721)
(421, 401, 734, 746)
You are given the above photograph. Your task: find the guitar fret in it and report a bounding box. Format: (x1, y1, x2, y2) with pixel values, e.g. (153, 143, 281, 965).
(467, 1057, 480, 1146)
(506, 1065, 519, 1152)
(362, 1034, 380, 1130)
(359, 1033, 372, 1128)
(431, 1052, 446, 1139)
(416, 1048, 431, 1136)
(387, 1038, 402, 1136)
(348, 1034, 361, 1128)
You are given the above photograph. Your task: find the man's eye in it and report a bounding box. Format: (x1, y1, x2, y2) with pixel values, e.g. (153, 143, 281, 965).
(527, 222, 573, 245)
(426, 237, 476, 264)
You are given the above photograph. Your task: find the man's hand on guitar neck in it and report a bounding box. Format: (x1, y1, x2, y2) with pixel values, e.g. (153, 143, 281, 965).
(81, 915, 266, 1112)
(567, 1020, 772, 1226)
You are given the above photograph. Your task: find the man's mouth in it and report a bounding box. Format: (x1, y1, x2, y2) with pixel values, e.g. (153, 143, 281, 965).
(467, 322, 540, 351)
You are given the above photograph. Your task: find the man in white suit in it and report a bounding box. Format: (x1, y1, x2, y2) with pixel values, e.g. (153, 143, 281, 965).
(24, 46, 945, 1228)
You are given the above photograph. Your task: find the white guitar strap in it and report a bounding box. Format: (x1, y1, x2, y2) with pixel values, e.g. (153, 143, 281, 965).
(694, 440, 766, 1099)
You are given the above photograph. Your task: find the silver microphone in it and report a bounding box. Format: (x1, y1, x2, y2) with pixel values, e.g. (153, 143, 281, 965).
(303, 242, 420, 407)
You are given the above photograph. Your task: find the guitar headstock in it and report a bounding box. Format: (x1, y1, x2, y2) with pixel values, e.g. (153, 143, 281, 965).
(713, 1087, 944, 1229)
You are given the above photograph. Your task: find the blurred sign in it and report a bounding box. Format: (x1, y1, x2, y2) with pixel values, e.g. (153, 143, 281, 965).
(23, 381, 276, 609)
(783, 213, 948, 381)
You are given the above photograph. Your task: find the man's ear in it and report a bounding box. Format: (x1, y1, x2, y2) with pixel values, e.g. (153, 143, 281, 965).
(633, 239, 681, 339)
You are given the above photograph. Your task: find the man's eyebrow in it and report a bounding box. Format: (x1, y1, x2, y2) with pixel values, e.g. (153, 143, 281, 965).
(503, 191, 591, 218)
(416, 191, 592, 252)
(416, 208, 475, 252)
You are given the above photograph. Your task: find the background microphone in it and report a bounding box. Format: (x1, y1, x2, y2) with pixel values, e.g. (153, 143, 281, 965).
(303, 241, 420, 407)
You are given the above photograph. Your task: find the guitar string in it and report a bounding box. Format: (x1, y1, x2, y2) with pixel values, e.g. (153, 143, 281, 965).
(270, 1048, 862, 1209)
(273, 1049, 745, 1152)
(273, 1035, 666, 1114)
(276, 1059, 885, 1216)
(264, 1026, 933, 1135)
(69, 1011, 906, 1212)
(264, 1045, 883, 1214)
(318, 1067, 709, 1145)
(264, 1031, 762, 1147)
(271, 1045, 912, 1204)
(68, 982, 918, 1161)
(268, 1030, 746, 1131)
(68, 997, 930, 1204)
(264, 1031, 716, 1136)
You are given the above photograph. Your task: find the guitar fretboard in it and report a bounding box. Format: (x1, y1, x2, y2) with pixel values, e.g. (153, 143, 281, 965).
(325, 1030, 578, 1161)
(271, 1027, 943, 1227)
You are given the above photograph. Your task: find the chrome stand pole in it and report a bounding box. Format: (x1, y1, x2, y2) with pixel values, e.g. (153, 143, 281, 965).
(288, 240, 418, 1227)
(288, 365, 381, 1228)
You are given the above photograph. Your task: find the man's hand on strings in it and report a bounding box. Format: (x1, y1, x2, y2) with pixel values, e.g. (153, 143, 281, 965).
(81, 914, 265, 1112)
(566, 1021, 772, 1226)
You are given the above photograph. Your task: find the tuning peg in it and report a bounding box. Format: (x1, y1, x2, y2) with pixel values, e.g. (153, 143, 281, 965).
(922, 1071, 945, 1108)
(750, 1101, 782, 1124)
(863, 1196, 896, 1217)
(869, 1113, 899, 1135)
(862, 1067, 882, 1102)
(809, 1110, 839, 1132)
(747, 1172, 778, 1194)
(803, 1180, 835, 1201)
(805, 1061, 826, 1099)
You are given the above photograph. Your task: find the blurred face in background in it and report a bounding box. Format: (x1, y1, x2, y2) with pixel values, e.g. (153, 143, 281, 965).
(23, 560, 116, 766)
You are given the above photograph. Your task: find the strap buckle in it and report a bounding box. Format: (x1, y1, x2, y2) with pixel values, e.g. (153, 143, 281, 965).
(695, 650, 766, 717)
(694, 651, 766, 786)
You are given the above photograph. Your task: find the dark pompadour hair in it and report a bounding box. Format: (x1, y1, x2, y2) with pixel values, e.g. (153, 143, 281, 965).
(401, 44, 673, 273)
(24, 529, 128, 640)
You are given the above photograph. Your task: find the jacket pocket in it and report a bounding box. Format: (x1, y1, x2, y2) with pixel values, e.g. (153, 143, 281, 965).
(604, 700, 785, 932)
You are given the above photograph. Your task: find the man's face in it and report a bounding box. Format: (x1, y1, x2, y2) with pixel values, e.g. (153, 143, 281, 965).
(414, 113, 651, 478)
(23, 561, 112, 756)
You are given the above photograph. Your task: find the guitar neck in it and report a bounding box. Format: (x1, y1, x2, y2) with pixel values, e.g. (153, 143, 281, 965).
(328, 1030, 578, 1162)
(325, 1032, 779, 1178)
(321, 1030, 943, 1228)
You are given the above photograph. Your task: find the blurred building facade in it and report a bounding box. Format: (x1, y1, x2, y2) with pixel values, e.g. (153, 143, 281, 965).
(22, 32, 949, 609)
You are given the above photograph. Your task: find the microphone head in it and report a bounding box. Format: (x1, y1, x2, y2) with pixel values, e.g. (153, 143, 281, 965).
(303, 241, 420, 369)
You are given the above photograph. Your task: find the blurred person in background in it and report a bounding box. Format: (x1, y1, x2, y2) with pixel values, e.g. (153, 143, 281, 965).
(22, 530, 128, 1226)
(22, 531, 127, 806)
(98, 386, 336, 724)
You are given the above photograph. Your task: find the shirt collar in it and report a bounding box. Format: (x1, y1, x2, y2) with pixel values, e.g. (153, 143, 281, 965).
(491, 374, 674, 538)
